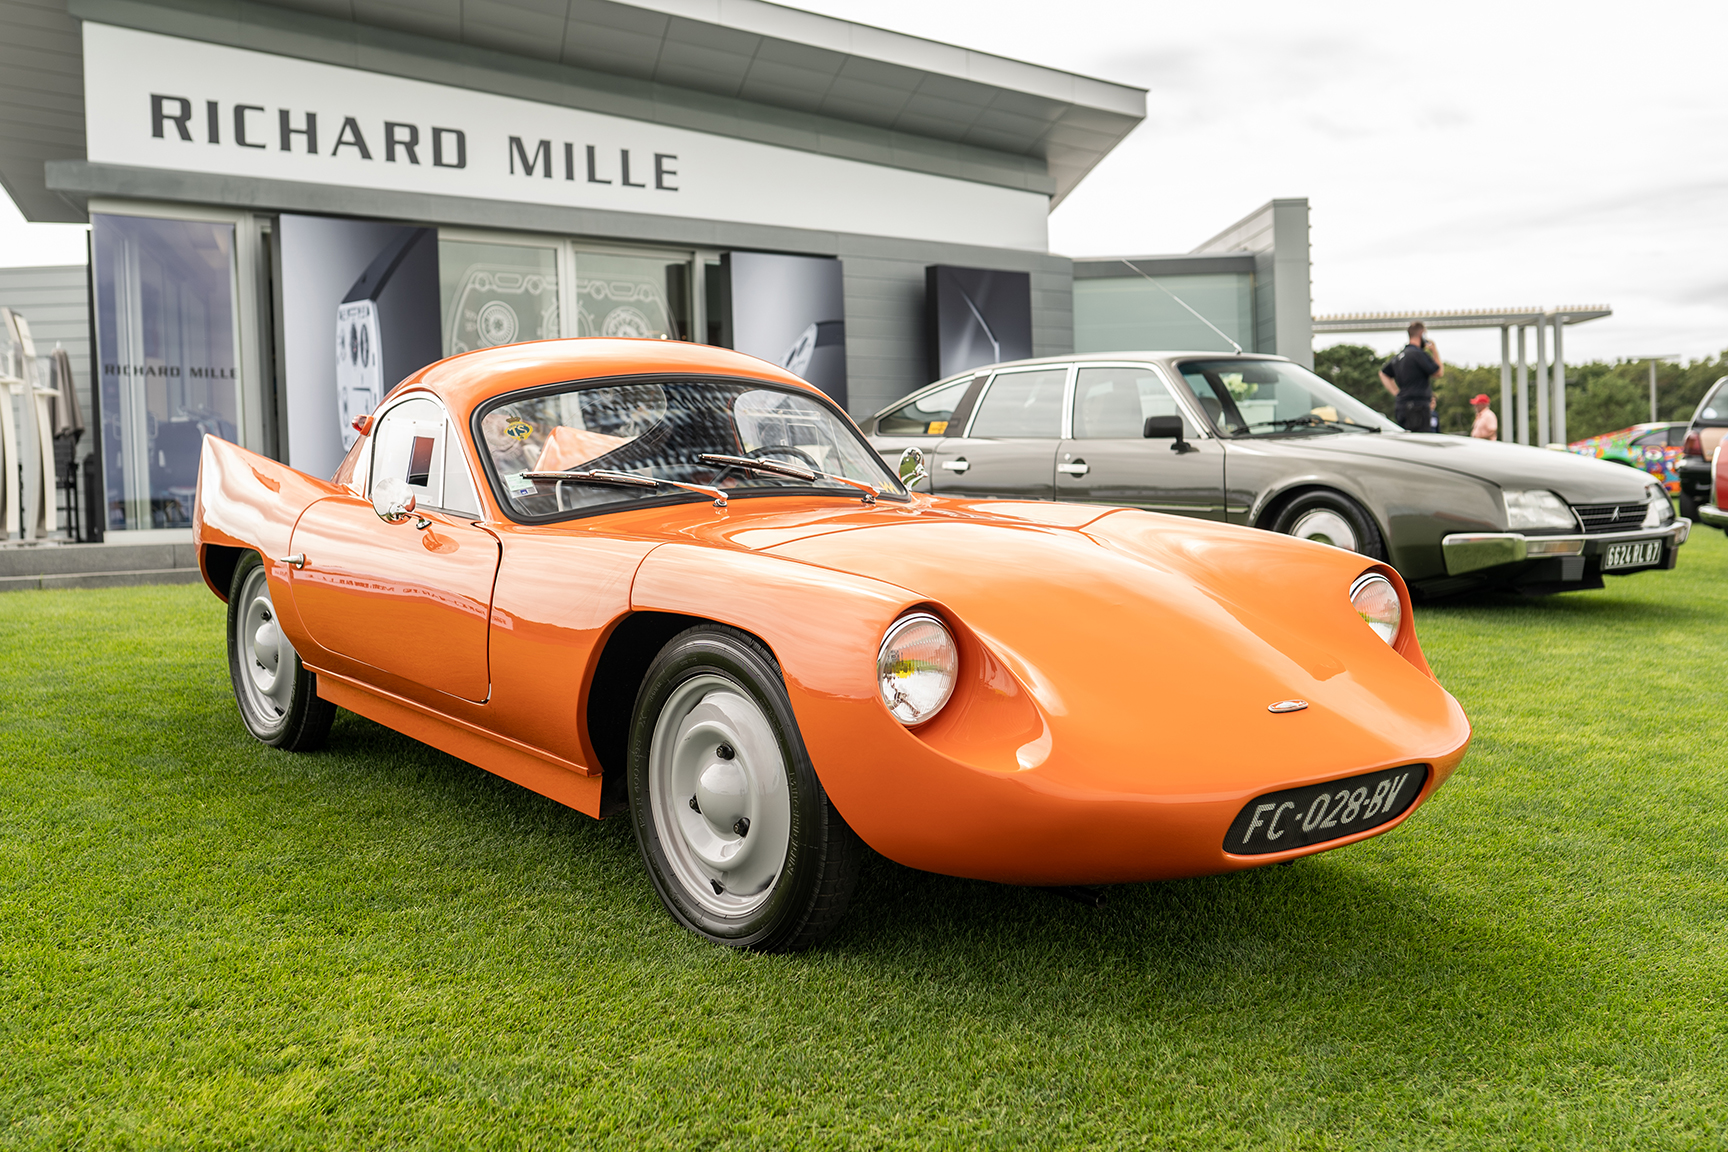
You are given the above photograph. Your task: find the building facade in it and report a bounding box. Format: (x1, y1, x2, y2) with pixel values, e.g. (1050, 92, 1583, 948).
(0, 0, 1144, 536)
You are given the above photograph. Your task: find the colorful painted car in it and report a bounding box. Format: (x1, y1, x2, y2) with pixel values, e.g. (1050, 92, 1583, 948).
(1568, 422, 1686, 494)
(194, 339, 1471, 952)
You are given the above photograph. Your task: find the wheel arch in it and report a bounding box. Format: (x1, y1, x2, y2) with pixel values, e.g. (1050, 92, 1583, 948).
(586, 610, 775, 816)
(201, 543, 244, 602)
(1253, 480, 1389, 545)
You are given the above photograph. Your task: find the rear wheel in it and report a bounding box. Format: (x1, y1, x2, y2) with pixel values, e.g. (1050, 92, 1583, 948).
(226, 551, 335, 751)
(1270, 490, 1387, 559)
(627, 625, 862, 952)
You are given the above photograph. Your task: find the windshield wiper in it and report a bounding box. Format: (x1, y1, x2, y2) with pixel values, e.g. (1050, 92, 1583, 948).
(523, 468, 728, 508)
(698, 453, 881, 505)
(1243, 415, 1379, 434)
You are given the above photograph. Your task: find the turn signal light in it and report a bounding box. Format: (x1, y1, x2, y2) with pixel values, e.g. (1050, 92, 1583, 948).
(1683, 430, 1703, 458)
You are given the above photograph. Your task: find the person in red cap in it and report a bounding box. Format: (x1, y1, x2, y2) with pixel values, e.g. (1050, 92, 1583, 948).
(1469, 393, 1498, 440)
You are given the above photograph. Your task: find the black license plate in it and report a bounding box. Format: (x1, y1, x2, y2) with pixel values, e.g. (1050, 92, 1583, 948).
(1224, 764, 1429, 855)
(1603, 539, 1664, 570)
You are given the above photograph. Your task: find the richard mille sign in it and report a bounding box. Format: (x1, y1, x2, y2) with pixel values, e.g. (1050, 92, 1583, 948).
(82, 23, 1048, 251)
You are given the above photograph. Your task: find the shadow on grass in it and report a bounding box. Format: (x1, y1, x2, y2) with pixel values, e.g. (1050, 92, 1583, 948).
(315, 707, 1563, 1048)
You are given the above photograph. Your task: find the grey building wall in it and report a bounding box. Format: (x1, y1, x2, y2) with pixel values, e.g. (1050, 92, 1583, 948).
(1192, 198, 1312, 368)
(0, 263, 91, 457)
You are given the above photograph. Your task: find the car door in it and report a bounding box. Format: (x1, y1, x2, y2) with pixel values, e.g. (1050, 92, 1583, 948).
(288, 394, 501, 703)
(1054, 364, 1226, 519)
(930, 365, 1066, 500)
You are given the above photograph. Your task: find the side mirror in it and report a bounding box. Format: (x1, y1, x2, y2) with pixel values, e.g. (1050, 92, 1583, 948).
(373, 476, 417, 524)
(898, 445, 928, 490)
(1144, 415, 1197, 453)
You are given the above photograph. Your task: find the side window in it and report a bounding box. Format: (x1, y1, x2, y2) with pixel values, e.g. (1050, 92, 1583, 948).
(441, 420, 482, 518)
(876, 377, 973, 436)
(370, 397, 483, 516)
(1072, 366, 1196, 439)
(968, 368, 1067, 439)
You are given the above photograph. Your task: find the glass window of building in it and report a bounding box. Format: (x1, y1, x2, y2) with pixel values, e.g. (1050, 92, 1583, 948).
(91, 214, 240, 531)
(439, 240, 561, 356)
(574, 252, 691, 342)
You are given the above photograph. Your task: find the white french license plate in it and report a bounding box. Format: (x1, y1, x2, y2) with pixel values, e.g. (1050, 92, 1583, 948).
(1603, 540, 1664, 570)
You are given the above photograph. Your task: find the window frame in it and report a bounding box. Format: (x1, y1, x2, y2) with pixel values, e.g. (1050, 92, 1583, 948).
(366, 390, 485, 519)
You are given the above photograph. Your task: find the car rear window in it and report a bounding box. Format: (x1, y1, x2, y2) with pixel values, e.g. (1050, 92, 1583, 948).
(1695, 379, 1728, 425)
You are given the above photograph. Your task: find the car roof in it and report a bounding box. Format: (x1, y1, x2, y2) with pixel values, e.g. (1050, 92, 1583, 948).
(394, 338, 822, 416)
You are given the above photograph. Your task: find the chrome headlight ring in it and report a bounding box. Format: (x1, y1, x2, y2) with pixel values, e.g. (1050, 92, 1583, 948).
(1349, 572, 1402, 645)
(877, 612, 959, 726)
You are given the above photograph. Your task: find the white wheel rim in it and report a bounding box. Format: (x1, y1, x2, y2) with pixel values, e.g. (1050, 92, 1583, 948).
(237, 566, 297, 720)
(648, 674, 793, 917)
(1289, 508, 1360, 552)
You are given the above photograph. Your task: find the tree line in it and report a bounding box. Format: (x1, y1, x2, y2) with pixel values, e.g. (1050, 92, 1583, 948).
(1314, 344, 1728, 441)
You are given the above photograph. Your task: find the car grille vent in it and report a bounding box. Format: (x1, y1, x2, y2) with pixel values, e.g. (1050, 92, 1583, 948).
(1572, 502, 1647, 533)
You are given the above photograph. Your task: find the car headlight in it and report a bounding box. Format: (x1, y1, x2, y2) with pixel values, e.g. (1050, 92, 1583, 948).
(878, 613, 958, 725)
(1349, 573, 1401, 645)
(1503, 489, 1577, 531)
(1642, 487, 1674, 528)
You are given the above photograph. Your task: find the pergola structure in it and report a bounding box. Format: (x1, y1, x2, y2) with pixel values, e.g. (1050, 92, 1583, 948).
(1311, 306, 1612, 446)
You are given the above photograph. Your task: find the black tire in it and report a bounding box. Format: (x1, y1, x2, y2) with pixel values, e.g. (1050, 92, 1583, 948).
(1269, 490, 1388, 560)
(627, 625, 862, 952)
(226, 551, 335, 751)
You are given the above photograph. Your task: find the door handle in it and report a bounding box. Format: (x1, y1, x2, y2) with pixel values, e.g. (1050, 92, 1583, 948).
(941, 458, 971, 473)
(1057, 461, 1090, 476)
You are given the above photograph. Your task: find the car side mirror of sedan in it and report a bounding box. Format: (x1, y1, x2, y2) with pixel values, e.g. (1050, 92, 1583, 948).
(1145, 415, 1197, 454)
(373, 476, 418, 524)
(898, 445, 928, 490)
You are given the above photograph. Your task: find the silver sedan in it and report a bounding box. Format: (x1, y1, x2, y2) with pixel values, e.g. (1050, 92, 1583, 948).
(866, 352, 1689, 596)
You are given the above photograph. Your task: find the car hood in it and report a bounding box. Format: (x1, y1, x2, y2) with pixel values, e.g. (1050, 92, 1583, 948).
(1279, 432, 1657, 502)
(742, 499, 1469, 793)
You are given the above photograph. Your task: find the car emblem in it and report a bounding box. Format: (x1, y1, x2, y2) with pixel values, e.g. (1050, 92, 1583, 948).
(1611, 506, 1619, 521)
(1268, 699, 1308, 713)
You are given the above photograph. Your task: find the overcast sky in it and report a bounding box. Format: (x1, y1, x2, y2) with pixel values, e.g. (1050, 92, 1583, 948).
(4, 0, 1723, 366)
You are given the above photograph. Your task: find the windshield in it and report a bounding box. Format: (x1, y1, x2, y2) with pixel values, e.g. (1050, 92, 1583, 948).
(1180, 359, 1400, 437)
(477, 379, 902, 519)
(1695, 377, 1728, 426)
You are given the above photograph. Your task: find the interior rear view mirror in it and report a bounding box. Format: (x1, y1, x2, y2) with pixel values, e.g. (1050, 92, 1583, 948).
(1144, 415, 1197, 454)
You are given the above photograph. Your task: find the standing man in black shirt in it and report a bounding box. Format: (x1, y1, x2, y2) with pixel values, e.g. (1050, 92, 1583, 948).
(1378, 321, 1444, 433)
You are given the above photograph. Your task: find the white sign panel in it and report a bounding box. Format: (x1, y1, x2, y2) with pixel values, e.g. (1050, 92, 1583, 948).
(82, 24, 1049, 252)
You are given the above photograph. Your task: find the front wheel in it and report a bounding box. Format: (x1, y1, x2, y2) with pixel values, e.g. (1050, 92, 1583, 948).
(226, 551, 335, 751)
(627, 625, 862, 952)
(1270, 490, 1387, 559)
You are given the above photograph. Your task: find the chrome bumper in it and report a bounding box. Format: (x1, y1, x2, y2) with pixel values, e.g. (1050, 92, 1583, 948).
(1699, 505, 1728, 528)
(1441, 519, 1691, 576)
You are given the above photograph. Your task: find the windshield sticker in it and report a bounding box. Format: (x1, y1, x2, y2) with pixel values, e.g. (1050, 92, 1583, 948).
(504, 471, 537, 497)
(926, 420, 948, 435)
(504, 417, 534, 441)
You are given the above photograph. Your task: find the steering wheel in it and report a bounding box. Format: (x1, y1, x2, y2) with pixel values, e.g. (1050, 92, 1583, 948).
(746, 444, 822, 470)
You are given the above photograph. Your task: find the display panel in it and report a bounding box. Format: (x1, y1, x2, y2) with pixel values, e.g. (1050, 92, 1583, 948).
(723, 253, 846, 408)
(279, 215, 441, 480)
(925, 265, 1033, 380)
(91, 214, 239, 531)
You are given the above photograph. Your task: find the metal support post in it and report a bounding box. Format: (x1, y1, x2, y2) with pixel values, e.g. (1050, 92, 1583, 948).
(1515, 326, 1529, 445)
(1499, 326, 1513, 442)
(1649, 359, 1659, 422)
(1551, 313, 1566, 446)
(1535, 318, 1549, 447)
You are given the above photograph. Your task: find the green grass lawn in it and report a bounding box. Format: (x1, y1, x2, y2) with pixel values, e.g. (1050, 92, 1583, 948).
(4, 532, 1727, 1150)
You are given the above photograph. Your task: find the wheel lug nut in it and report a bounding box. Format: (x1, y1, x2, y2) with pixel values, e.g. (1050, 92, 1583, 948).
(689, 794, 701, 813)
(733, 817, 750, 837)
(716, 743, 734, 760)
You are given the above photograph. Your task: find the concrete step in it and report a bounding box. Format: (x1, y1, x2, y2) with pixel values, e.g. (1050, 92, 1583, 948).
(0, 541, 203, 592)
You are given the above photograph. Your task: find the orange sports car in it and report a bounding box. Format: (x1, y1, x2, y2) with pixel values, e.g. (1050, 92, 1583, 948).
(194, 339, 1472, 951)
